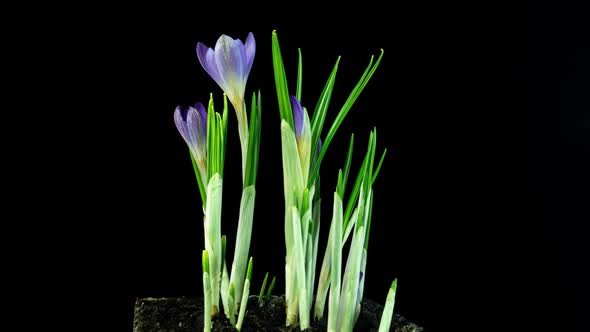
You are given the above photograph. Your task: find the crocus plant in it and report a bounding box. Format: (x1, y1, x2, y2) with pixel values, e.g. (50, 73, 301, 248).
(175, 31, 398, 332)
(176, 32, 260, 331)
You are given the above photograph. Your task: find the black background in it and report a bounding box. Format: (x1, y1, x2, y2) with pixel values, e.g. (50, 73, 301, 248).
(26, 1, 588, 331)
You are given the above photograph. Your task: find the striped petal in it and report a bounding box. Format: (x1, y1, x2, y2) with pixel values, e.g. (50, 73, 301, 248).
(197, 43, 224, 89)
(244, 32, 256, 78)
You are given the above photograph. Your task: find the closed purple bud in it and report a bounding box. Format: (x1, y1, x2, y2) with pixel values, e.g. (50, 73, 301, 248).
(174, 102, 208, 165)
(290, 95, 304, 137)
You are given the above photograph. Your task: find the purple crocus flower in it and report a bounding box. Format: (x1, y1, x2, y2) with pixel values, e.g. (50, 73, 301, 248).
(196, 33, 255, 110)
(290, 95, 312, 182)
(174, 103, 208, 183)
(290, 95, 305, 138)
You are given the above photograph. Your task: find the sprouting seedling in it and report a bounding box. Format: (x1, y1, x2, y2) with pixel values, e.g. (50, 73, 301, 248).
(257, 272, 269, 305)
(378, 279, 398, 332)
(266, 276, 277, 301)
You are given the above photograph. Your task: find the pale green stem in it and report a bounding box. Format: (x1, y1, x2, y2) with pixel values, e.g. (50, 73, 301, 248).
(314, 234, 331, 320)
(292, 207, 309, 330)
(338, 225, 365, 332)
(284, 203, 297, 325)
(221, 262, 230, 316)
(229, 186, 256, 310)
(203, 271, 212, 332)
(308, 202, 321, 316)
(204, 175, 223, 316)
(234, 101, 249, 181)
(228, 283, 236, 326)
(355, 248, 368, 323)
(285, 254, 298, 326)
(328, 193, 343, 332)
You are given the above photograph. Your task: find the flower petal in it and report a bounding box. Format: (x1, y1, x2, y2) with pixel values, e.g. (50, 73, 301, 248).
(244, 32, 256, 78)
(174, 106, 191, 146)
(290, 96, 304, 137)
(184, 106, 200, 151)
(191, 102, 208, 149)
(194, 102, 208, 131)
(197, 42, 224, 88)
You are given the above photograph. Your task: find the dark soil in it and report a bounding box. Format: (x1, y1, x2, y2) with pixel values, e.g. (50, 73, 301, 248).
(133, 295, 423, 331)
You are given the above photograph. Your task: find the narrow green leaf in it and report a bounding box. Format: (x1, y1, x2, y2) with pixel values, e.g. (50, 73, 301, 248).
(206, 94, 214, 181)
(258, 272, 269, 305)
(343, 147, 371, 231)
(364, 189, 374, 250)
(272, 31, 293, 128)
(296, 48, 303, 102)
(221, 94, 228, 176)
(245, 92, 261, 187)
(341, 134, 355, 197)
(372, 149, 387, 185)
(266, 276, 276, 299)
(309, 57, 340, 185)
(245, 93, 256, 187)
(190, 151, 206, 206)
(310, 56, 340, 139)
(343, 208, 358, 246)
(336, 169, 344, 199)
(216, 112, 224, 177)
(343, 132, 378, 231)
(254, 91, 261, 184)
(365, 130, 377, 196)
(310, 50, 384, 185)
(359, 135, 374, 219)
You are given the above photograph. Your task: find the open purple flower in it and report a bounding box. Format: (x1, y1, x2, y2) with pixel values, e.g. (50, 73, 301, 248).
(196, 33, 255, 110)
(174, 102, 208, 182)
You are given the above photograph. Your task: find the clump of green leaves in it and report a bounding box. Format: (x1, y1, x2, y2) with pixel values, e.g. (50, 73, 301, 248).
(272, 30, 396, 331)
